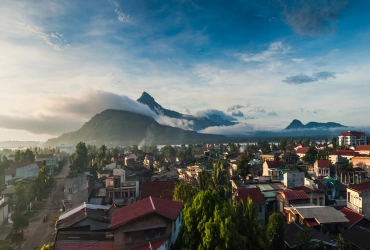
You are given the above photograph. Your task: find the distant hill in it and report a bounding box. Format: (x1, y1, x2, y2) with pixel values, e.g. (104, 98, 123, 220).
(44, 109, 228, 146)
(137, 92, 234, 130)
(285, 119, 345, 130)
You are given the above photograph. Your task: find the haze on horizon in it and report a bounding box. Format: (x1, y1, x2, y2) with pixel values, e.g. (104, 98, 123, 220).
(1, 0, 370, 141)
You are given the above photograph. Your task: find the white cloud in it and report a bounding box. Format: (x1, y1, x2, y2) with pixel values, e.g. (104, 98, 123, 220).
(199, 123, 254, 136)
(18, 23, 68, 50)
(239, 41, 290, 62)
(111, 1, 129, 22)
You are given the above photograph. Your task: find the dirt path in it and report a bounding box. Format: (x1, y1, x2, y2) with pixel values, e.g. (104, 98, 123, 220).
(19, 163, 70, 250)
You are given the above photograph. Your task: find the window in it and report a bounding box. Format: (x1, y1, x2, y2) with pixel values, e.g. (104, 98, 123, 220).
(126, 232, 132, 243)
(155, 229, 160, 239)
(348, 192, 350, 202)
(145, 230, 151, 241)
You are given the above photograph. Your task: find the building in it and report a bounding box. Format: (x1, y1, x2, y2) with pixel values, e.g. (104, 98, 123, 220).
(282, 170, 304, 189)
(295, 147, 309, 159)
(233, 187, 266, 222)
(140, 181, 175, 200)
(4, 162, 41, 183)
(340, 207, 370, 230)
(347, 181, 370, 218)
(35, 154, 57, 175)
(64, 174, 89, 209)
(57, 144, 76, 154)
(0, 197, 9, 226)
(339, 131, 367, 146)
(329, 150, 359, 164)
(314, 160, 330, 178)
(262, 160, 285, 182)
(277, 190, 310, 213)
(341, 226, 370, 250)
(110, 196, 183, 250)
(355, 145, 370, 155)
(105, 169, 139, 206)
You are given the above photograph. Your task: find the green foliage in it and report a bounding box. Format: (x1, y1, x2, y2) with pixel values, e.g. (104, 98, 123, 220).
(278, 137, 288, 151)
(14, 183, 29, 212)
(13, 149, 35, 162)
(266, 213, 285, 250)
(258, 141, 271, 154)
(294, 226, 314, 250)
(302, 146, 318, 165)
(197, 171, 213, 191)
(31, 162, 54, 199)
(70, 142, 88, 173)
(337, 234, 349, 250)
(178, 190, 245, 249)
(12, 212, 29, 233)
(34, 242, 55, 250)
(237, 151, 251, 179)
(210, 161, 231, 200)
(160, 145, 176, 157)
(173, 182, 198, 204)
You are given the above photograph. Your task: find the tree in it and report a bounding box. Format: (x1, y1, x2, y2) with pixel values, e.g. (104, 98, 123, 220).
(266, 213, 286, 250)
(14, 150, 21, 162)
(337, 234, 349, 250)
(178, 190, 245, 249)
(21, 149, 35, 162)
(197, 170, 212, 191)
(237, 151, 251, 179)
(14, 183, 28, 212)
(32, 162, 54, 199)
(70, 142, 88, 174)
(278, 138, 288, 151)
(160, 145, 176, 157)
(173, 182, 198, 204)
(302, 146, 318, 165)
(12, 212, 29, 233)
(210, 161, 231, 200)
(294, 226, 314, 250)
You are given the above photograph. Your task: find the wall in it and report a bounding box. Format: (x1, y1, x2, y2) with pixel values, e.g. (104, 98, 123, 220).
(283, 172, 304, 188)
(64, 175, 88, 207)
(0, 198, 8, 225)
(16, 163, 39, 179)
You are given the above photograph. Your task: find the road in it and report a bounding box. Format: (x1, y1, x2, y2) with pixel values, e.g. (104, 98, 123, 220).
(19, 163, 70, 250)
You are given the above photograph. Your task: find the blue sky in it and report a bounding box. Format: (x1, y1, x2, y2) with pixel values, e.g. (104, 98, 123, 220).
(1, 0, 370, 141)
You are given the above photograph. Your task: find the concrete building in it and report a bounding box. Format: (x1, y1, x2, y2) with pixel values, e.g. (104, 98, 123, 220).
(347, 181, 370, 218)
(105, 169, 139, 206)
(0, 197, 9, 226)
(35, 154, 57, 175)
(314, 160, 330, 178)
(4, 162, 41, 183)
(339, 131, 367, 146)
(64, 174, 89, 208)
(282, 171, 304, 189)
(57, 144, 76, 154)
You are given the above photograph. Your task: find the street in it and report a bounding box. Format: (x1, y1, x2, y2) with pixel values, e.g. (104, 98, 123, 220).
(19, 163, 70, 250)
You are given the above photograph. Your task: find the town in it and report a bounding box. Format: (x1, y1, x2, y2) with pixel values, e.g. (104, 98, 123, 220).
(0, 131, 370, 249)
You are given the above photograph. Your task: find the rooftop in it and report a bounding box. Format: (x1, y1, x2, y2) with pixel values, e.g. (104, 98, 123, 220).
(296, 147, 309, 154)
(288, 206, 349, 224)
(340, 207, 365, 229)
(278, 190, 310, 201)
(140, 181, 175, 200)
(234, 187, 266, 203)
(341, 226, 370, 250)
(5, 162, 42, 175)
(110, 196, 183, 229)
(348, 181, 370, 192)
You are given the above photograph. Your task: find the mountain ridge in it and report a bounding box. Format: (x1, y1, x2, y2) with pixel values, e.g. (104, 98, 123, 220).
(285, 119, 346, 130)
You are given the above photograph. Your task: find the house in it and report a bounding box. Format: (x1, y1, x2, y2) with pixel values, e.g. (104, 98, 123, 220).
(185, 165, 203, 181)
(314, 159, 330, 178)
(140, 181, 175, 201)
(0, 197, 9, 226)
(262, 160, 285, 182)
(233, 187, 266, 222)
(339, 131, 367, 146)
(110, 196, 183, 250)
(329, 150, 359, 164)
(125, 154, 138, 167)
(4, 162, 42, 183)
(281, 170, 304, 188)
(277, 190, 310, 213)
(291, 185, 326, 206)
(341, 167, 368, 184)
(261, 152, 280, 162)
(340, 207, 370, 230)
(284, 205, 348, 234)
(295, 147, 309, 159)
(279, 152, 299, 168)
(352, 155, 370, 171)
(284, 223, 336, 249)
(347, 181, 370, 218)
(355, 145, 370, 155)
(35, 154, 57, 175)
(341, 226, 370, 250)
(54, 203, 115, 250)
(64, 174, 89, 209)
(105, 169, 139, 206)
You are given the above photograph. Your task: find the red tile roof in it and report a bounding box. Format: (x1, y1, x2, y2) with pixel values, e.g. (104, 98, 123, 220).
(341, 207, 365, 229)
(278, 190, 310, 201)
(110, 196, 183, 229)
(296, 147, 309, 154)
(5, 162, 42, 175)
(265, 160, 285, 168)
(140, 181, 175, 200)
(316, 159, 330, 168)
(356, 145, 370, 151)
(330, 150, 359, 156)
(131, 238, 168, 250)
(235, 188, 266, 203)
(55, 242, 114, 250)
(349, 181, 370, 192)
(340, 131, 365, 139)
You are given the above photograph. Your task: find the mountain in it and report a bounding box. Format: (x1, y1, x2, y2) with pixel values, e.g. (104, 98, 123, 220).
(44, 109, 228, 146)
(285, 119, 345, 130)
(137, 92, 235, 130)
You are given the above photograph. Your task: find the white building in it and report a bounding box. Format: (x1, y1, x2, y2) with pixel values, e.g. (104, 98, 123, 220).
(57, 144, 76, 154)
(35, 154, 57, 175)
(4, 162, 41, 183)
(0, 197, 9, 226)
(339, 131, 367, 146)
(314, 160, 330, 178)
(347, 181, 370, 218)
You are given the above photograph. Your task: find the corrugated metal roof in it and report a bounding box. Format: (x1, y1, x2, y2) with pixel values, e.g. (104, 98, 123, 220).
(294, 206, 349, 224)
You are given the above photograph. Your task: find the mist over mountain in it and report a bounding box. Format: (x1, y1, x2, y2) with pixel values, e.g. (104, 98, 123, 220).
(285, 119, 346, 130)
(44, 109, 228, 147)
(137, 92, 235, 130)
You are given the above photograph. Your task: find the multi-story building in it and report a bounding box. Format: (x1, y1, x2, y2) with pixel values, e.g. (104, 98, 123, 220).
(105, 169, 139, 206)
(4, 162, 42, 183)
(314, 160, 330, 178)
(35, 154, 57, 175)
(339, 131, 367, 146)
(347, 181, 370, 218)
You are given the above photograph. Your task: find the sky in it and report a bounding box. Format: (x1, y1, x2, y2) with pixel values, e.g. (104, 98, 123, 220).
(1, 0, 370, 141)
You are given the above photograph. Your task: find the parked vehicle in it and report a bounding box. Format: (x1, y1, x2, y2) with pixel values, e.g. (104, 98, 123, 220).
(43, 215, 47, 222)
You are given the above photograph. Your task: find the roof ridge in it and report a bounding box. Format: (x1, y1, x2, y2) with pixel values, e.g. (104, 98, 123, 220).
(150, 196, 155, 210)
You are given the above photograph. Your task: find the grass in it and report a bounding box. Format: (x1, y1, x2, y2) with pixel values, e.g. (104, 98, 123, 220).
(0, 240, 13, 250)
(50, 214, 59, 228)
(24, 210, 38, 219)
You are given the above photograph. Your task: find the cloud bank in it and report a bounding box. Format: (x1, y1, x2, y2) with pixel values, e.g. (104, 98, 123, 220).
(195, 109, 237, 121)
(199, 123, 254, 136)
(283, 71, 336, 84)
